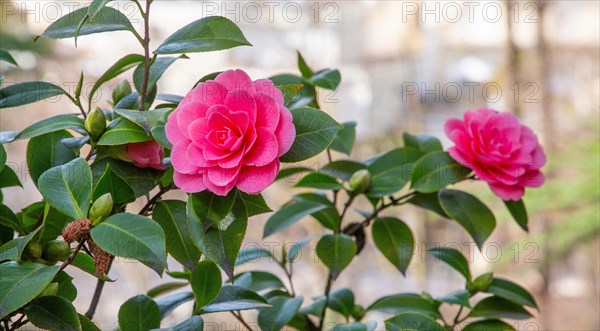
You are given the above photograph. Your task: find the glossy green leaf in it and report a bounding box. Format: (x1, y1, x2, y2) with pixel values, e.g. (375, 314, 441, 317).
(367, 293, 441, 319)
(384, 312, 445, 331)
(191, 260, 222, 311)
(411, 151, 471, 193)
(316, 234, 356, 279)
(201, 285, 270, 313)
(0, 225, 12, 245)
(0, 82, 67, 109)
(235, 246, 274, 266)
(407, 192, 448, 218)
(153, 200, 201, 271)
(134, 56, 184, 95)
(436, 289, 470, 307)
(258, 295, 303, 331)
(295, 172, 343, 190)
(154, 316, 204, 331)
(308, 69, 341, 90)
(367, 147, 422, 197)
(27, 130, 78, 186)
(69, 252, 114, 281)
(79, 314, 101, 331)
(462, 319, 516, 331)
(0, 204, 24, 233)
(88, 54, 145, 109)
(147, 282, 188, 298)
(487, 278, 538, 309)
(115, 108, 170, 134)
(0, 49, 17, 66)
(276, 166, 312, 181)
(270, 74, 315, 110)
(438, 189, 496, 249)
(156, 292, 194, 318)
(372, 217, 414, 275)
(54, 271, 77, 301)
(280, 106, 342, 163)
(97, 117, 152, 145)
(330, 121, 356, 155)
(332, 322, 378, 331)
(504, 199, 528, 231)
(91, 157, 162, 197)
(239, 192, 272, 217)
(40, 6, 134, 39)
(234, 271, 285, 292)
(0, 164, 21, 188)
(0, 262, 59, 319)
(402, 133, 443, 154)
(38, 158, 92, 219)
(0, 227, 41, 261)
(0, 144, 5, 169)
(321, 160, 366, 181)
(292, 193, 339, 231)
(16, 115, 84, 140)
(91, 213, 167, 274)
(118, 295, 161, 331)
(297, 51, 314, 79)
(468, 296, 532, 320)
(92, 164, 135, 204)
(263, 200, 328, 238)
(427, 247, 471, 281)
(329, 288, 355, 319)
(38, 205, 71, 246)
(24, 295, 81, 331)
(88, 0, 112, 19)
(154, 16, 251, 54)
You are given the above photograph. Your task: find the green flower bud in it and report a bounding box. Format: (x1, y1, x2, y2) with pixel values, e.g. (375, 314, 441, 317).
(469, 272, 494, 293)
(349, 169, 371, 193)
(112, 79, 132, 105)
(352, 304, 366, 321)
(43, 240, 71, 262)
(37, 282, 58, 298)
(89, 193, 113, 226)
(27, 242, 43, 259)
(85, 107, 107, 139)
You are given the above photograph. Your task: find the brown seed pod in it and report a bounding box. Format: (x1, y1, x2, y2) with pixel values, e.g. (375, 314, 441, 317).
(62, 219, 92, 243)
(88, 240, 112, 276)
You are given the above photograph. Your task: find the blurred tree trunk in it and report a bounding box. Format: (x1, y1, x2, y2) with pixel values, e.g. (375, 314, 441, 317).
(505, 1, 522, 117)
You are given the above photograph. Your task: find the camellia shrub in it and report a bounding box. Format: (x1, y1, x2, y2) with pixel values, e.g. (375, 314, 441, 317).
(0, 2, 546, 331)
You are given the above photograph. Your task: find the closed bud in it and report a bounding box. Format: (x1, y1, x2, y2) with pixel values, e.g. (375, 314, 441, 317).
(349, 169, 371, 193)
(43, 240, 71, 262)
(37, 282, 58, 298)
(27, 242, 43, 259)
(469, 272, 494, 293)
(90, 193, 113, 226)
(352, 304, 366, 321)
(85, 107, 107, 139)
(106, 145, 132, 162)
(112, 80, 132, 105)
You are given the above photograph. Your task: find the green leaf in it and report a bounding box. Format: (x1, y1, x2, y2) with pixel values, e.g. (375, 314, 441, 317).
(156, 292, 194, 318)
(153, 200, 201, 271)
(427, 247, 471, 281)
(156, 94, 184, 104)
(372, 217, 414, 275)
(292, 193, 339, 231)
(91, 157, 162, 197)
(92, 164, 135, 204)
(88, 0, 112, 19)
(147, 282, 188, 298)
(0, 144, 5, 169)
(234, 271, 285, 292)
(235, 246, 274, 266)
(201, 285, 270, 313)
(24, 295, 81, 331)
(38, 205, 71, 246)
(468, 296, 532, 320)
(91, 213, 167, 274)
(79, 314, 101, 331)
(367, 294, 442, 319)
(0, 165, 20, 188)
(504, 199, 528, 231)
(239, 192, 272, 217)
(258, 295, 303, 331)
(438, 189, 496, 249)
(0, 227, 41, 261)
(54, 271, 77, 301)
(330, 121, 356, 155)
(39, 6, 134, 39)
(27, 130, 78, 186)
(402, 133, 443, 154)
(0, 262, 59, 319)
(0, 204, 24, 233)
(97, 117, 152, 145)
(38, 158, 92, 219)
(154, 16, 251, 54)
(332, 322, 378, 331)
(407, 192, 448, 218)
(0, 49, 17, 66)
(154, 316, 204, 331)
(118, 295, 161, 331)
(134, 56, 184, 95)
(436, 289, 470, 307)
(0, 131, 19, 144)
(17, 114, 85, 140)
(367, 147, 423, 197)
(270, 74, 315, 110)
(0, 82, 67, 109)
(295, 172, 343, 190)
(263, 200, 328, 238)
(308, 69, 341, 90)
(115, 108, 170, 134)
(187, 192, 247, 281)
(191, 260, 222, 311)
(316, 234, 356, 279)
(321, 160, 366, 181)
(329, 288, 355, 319)
(462, 319, 516, 331)
(297, 51, 314, 79)
(411, 151, 471, 193)
(384, 312, 445, 331)
(69, 252, 114, 281)
(276, 166, 312, 181)
(487, 278, 538, 309)
(88, 54, 145, 109)
(280, 106, 342, 163)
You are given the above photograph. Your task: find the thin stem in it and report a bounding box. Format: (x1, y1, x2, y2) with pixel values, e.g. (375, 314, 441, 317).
(139, 185, 172, 216)
(66, 94, 87, 118)
(231, 311, 253, 331)
(85, 277, 107, 319)
(85, 148, 95, 162)
(283, 263, 296, 297)
(318, 273, 333, 330)
(449, 306, 465, 330)
(139, 0, 152, 111)
(8, 315, 28, 331)
(58, 239, 86, 273)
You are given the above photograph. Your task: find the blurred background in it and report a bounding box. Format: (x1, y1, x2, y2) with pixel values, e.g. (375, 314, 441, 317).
(1, 0, 599, 330)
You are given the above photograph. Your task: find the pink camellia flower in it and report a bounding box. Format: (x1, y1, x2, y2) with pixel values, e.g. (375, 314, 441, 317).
(126, 140, 165, 170)
(444, 108, 546, 201)
(165, 69, 296, 196)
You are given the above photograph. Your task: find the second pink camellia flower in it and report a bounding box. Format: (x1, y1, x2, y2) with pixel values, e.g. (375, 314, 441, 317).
(165, 69, 296, 196)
